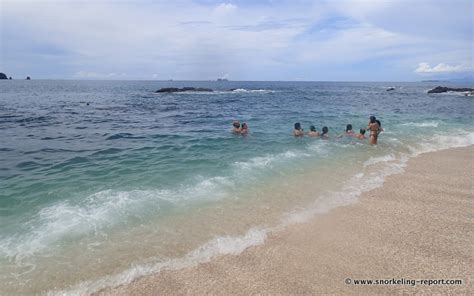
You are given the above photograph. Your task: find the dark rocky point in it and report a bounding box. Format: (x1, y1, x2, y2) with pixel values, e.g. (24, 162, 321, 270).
(26, 76, 31, 80)
(427, 86, 474, 94)
(0, 73, 7, 80)
(9, 77, 12, 80)
(155, 87, 213, 93)
(386, 87, 395, 91)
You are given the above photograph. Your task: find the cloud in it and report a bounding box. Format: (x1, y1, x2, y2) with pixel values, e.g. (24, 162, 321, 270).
(1, 0, 472, 81)
(214, 3, 237, 14)
(75, 71, 127, 79)
(414, 63, 470, 73)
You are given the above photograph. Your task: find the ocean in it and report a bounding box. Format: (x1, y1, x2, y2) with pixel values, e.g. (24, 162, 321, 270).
(0, 80, 473, 295)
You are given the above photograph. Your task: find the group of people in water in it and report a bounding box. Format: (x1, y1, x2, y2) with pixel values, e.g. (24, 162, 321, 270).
(232, 116, 383, 145)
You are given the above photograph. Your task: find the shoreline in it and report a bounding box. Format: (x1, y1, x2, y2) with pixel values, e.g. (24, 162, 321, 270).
(100, 146, 473, 295)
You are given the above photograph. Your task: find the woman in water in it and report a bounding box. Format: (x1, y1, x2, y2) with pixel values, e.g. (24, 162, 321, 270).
(337, 124, 355, 138)
(368, 116, 380, 145)
(320, 126, 329, 139)
(308, 125, 320, 137)
(355, 128, 366, 139)
(240, 122, 248, 135)
(293, 122, 304, 137)
(232, 121, 241, 133)
(345, 124, 354, 136)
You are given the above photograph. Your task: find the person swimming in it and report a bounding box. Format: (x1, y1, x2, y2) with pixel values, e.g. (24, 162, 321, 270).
(355, 128, 366, 139)
(345, 124, 354, 135)
(368, 116, 380, 145)
(232, 121, 241, 133)
(321, 126, 329, 138)
(294, 122, 304, 137)
(240, 122, 248, 135)
(308, 125, 320, 137)
(337, 124, 355, 138)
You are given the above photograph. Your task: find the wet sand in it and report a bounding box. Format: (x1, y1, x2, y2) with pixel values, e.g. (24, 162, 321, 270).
(101, 146, 473, 295)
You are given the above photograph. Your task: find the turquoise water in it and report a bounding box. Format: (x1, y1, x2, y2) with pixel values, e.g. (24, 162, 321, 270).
(0, 80, 473, 294)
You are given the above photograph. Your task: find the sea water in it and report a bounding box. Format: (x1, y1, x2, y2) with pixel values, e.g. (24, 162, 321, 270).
(0, 80, 473, 294)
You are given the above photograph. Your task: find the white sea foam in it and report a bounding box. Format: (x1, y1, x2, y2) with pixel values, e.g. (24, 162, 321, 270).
(400, 121, 439, 127)
(50, 227, 269, 296)
(230, 88, 274, 93)
(363, 154, 396, 167)
(233, 150, 309, 170)
(408, 131, 474, 156)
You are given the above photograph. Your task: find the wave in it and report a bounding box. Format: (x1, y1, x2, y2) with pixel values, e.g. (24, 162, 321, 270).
(400, 121, 439, 127)
(51, 130, 474, 295)
(233, 149, 311, 170)
(363, 154, 396, 167)
(229, 88, 275, 93)
(51, 150, 410, 295)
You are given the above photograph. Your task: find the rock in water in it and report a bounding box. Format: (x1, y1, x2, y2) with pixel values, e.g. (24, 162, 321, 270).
(428, 86, 474, 94)
(156, 87, 180, 93)
(155, 87, 213, 93)
(0, 73, 7, 79)
(386, 87, 395, 91)
(26, 76, 31, 80)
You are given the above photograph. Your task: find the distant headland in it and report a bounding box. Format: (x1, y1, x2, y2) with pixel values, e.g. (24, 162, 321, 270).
(0, 73, 30, 80)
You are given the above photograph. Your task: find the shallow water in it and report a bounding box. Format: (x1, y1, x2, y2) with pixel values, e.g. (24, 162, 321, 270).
(0, 80, 473, 294)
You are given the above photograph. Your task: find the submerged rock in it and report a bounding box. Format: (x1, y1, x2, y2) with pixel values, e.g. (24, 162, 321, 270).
(0, 73, 7, 79)
(155, 87, 213, 93)
(427, 86, 474, 94)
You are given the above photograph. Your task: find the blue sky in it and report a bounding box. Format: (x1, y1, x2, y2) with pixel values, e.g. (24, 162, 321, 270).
(1, 0, 472, 81)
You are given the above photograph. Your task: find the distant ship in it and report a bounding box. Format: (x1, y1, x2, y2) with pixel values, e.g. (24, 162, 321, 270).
(217, 78, 228, 82)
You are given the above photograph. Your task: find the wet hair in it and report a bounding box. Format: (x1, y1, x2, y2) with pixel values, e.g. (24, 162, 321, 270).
(360, 128, 366, 135)
(369, 116, 376, 124)
(346, 124, 353, 132)
(322, 126, 328, 134)
(376, 119, 382, 127)
(310, 125, 316, 132)
(241, 123, 248, 129)
(233, 121, 240, 128)
(294, 122, 301, 130)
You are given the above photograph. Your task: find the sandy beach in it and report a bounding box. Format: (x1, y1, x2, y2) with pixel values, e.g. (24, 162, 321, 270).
(99, 146, 473, 295)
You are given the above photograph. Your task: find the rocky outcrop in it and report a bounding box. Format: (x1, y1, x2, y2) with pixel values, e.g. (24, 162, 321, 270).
(26, 76, 31, 80)
(386, 87, 395, 91)
(427, 86, 474, 94)
(0, 73, 7, 80)
(155, 87, 213, 93)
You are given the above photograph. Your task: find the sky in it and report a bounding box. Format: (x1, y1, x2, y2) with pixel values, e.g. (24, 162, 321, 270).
(0, 0, 473, 81)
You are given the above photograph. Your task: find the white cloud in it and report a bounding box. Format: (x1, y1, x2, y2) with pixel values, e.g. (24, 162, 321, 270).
(414, 63, 470, 73)
(75, 71, 127, 79)
(2, 0, 472, 80)
(214, 3, 237, 15)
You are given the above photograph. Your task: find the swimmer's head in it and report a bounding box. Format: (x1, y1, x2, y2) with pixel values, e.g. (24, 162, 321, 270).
(322, 126, 328, 134)
(360, 128, 366, 135)
(346, 124, 352, 132)
(241, 123, 248, 129)
(310, 125, 316, 132)
(233, 121, 240, 128)
(370, 116, 376, 123)
(294, 122, 301, 130)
